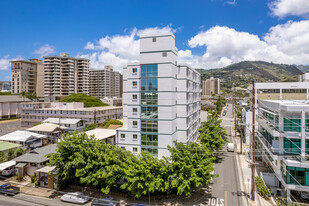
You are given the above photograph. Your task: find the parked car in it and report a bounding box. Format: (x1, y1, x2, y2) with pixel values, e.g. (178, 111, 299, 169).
(60, 192, 90, 204)
(227, 143, 234, 152)
(2, 166, 15, 176)
(0, 183, 19, 196)
(92, 197, 120, 206)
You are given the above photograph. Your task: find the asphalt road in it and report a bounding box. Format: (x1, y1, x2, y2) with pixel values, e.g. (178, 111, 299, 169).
(210, 104, 244, 206)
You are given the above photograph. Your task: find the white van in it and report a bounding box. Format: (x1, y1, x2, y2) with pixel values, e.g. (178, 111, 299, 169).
(227, 143, 234, 152)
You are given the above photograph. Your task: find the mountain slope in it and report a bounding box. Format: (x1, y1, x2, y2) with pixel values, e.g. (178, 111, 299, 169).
(197, 61, 303, 88)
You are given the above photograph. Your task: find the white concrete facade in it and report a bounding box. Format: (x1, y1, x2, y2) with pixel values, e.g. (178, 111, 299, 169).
(117, 33, 200, 159)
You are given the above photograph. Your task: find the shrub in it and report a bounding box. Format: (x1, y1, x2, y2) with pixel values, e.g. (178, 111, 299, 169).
(34, 179, 39, 186)
(59, 93, 108, 107)
(255, 177, 270, 199)
(101, 119, 123, 128)
(8, 149, 15, 158)
(16, 175, 23, 182)
(84, 123, 97, 131)
(30, 175, 36, 183)
(15, 148, 24, 157)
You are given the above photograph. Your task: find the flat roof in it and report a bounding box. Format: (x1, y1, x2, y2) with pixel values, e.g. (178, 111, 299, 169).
(35, 106, 122, 111)
(36, 165, 56, 173)
(0, 95, 31, 103)
(85, 128, 116, 140)
(0, 130, 47, 142)
(43, 118, 83, 125)
(259, 100, 309, 112)
(10, 60, 37, 64)
(0, 141, 21, 151)
(139, 32, 175, 39)
(250, 82, 309, 90)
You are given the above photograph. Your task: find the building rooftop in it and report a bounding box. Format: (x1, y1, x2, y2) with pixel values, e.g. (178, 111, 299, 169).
(35, 106, 122, 111)
(0, 161, 16, 171)
(0, 130, 47, 142)
(0, 141, 21, 151)
(27, 123, 67, 133)
(260, 100, 309, 112)
(13, 144, 56, 163)
(85, 128, 116, 140)
(139, 32, 175, 39)
(43, 118, 83, 125)
(0, 95, 31, 103)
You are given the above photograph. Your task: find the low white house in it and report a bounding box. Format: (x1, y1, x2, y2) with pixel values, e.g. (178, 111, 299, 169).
(85, 128, 116, 145)
(43, 118, 85, 132)
(27, 123, 67, 143)
(0, 130, 46, 149)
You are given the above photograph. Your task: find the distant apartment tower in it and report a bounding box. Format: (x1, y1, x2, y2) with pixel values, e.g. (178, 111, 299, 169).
(299, 73, 309, 82)
(11, 59, 44, 96)
(89, 66, 123, 98)
(0, 81, 10, 92)
(43, 53, 89, 99)
(202, 77, 220, 96)
(117, 33, 201, 158)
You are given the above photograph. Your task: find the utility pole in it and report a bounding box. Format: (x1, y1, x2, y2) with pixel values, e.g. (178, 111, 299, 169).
(94, 109, 97, 125)
(251, 81, 256, 201)
(233, 85, 237, 138)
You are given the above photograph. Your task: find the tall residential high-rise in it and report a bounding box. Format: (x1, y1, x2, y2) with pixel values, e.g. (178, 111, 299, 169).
(43, 53, 89, 99)
(10, 59, 44, 96)
(202, 77, 220, 97)
(117, 33, 201, 158)
(89, 66, 123, 98)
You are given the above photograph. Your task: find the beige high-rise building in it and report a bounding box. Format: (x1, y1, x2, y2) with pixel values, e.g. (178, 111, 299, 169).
(89, 66, 123, 98)
(202, 77, 220, 97)
(11, 59, 44, 97)
(43, 53, 89, 99)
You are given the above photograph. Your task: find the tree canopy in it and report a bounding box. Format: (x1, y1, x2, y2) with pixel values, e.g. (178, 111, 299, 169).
(101, 119, 123, 128)
(59, 93, 108, 107)
(48, 132, 215, 198)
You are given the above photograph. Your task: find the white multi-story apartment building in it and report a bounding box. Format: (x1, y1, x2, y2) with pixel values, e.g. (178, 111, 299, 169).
(89, 66, 123, 98)
(257, 100, 309, 200)
(43, 53, 89, 99)
(21, 102, 123, 127)
(117, 33, 201, 158)
(11, 59, 44, 96)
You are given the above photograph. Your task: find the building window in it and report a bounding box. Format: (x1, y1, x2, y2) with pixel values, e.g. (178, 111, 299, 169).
(133, 121, 138, 127)
(152, 37, 156, 42)
(133, 134, 138, 139)
(162, 52, 167, 57)
(132, 94, 138, 100)
(132, 68, 137, 74)
(133, 147, 138, 153)
(121, 134, 125, 139)
(132, 81, 137, 87)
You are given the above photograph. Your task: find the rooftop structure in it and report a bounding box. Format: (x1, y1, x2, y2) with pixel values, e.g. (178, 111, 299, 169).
(0, 130, 46, 148)
(0, 141, 21, 152)
(85, 128, 116, 144)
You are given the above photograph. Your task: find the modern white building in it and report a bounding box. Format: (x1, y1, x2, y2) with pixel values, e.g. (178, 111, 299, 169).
(299, 73, 309, 82)
(117, 33, 201, 158)
(257, 100, 309, 200)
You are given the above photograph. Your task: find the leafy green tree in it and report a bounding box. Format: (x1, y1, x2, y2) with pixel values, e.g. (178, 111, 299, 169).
(199, 115, 229, 151)
(84, 123, 97, 131)
(59, 93, 108, 107)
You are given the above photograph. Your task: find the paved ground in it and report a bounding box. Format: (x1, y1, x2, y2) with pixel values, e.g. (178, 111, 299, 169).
(0, 119, 22, 136)
(210, 104, 245, 206)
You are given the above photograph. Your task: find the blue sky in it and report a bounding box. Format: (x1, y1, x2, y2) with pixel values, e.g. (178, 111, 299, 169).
(1, 0, 309, 80)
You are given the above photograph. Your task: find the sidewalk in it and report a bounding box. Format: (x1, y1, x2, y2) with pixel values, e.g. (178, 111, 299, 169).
(234, 136, 275, 206)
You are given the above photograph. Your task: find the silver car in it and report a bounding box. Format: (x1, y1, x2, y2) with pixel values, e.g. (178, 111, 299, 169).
(60, 192, 91, 204)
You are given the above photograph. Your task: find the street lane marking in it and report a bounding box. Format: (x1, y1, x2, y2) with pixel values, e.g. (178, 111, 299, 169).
(225, 191, 227, 206)
(208, 198, 224, 206)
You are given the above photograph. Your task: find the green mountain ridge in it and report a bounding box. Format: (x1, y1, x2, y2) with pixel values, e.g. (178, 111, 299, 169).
(196, 61, 304, 89)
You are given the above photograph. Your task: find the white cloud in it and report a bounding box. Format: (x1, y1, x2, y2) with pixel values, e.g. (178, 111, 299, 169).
(224, 0, 237, 5)
(269, 0, 309, 18)
(182, 20, 309, 69)
(33, 44, 55, 57)
(82, 25, 177, 71)
(0, 55, 23, 70)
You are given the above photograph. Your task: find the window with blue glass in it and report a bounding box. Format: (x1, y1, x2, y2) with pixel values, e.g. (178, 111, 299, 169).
(141, 64, 158, 77)
(286, 166, 309, 186)
(284, 118, 301, 132)
(284, 138, 301, 155)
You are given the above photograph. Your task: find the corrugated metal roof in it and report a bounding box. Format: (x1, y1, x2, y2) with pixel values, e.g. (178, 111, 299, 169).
(27, 123, 67, 132)
(0, 130, 47, 142)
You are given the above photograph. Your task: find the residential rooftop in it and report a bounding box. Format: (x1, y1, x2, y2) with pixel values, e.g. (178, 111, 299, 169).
(13, 144, 56, 163)
(0, 141, 21, 151)
(0, 95, 31, 103)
